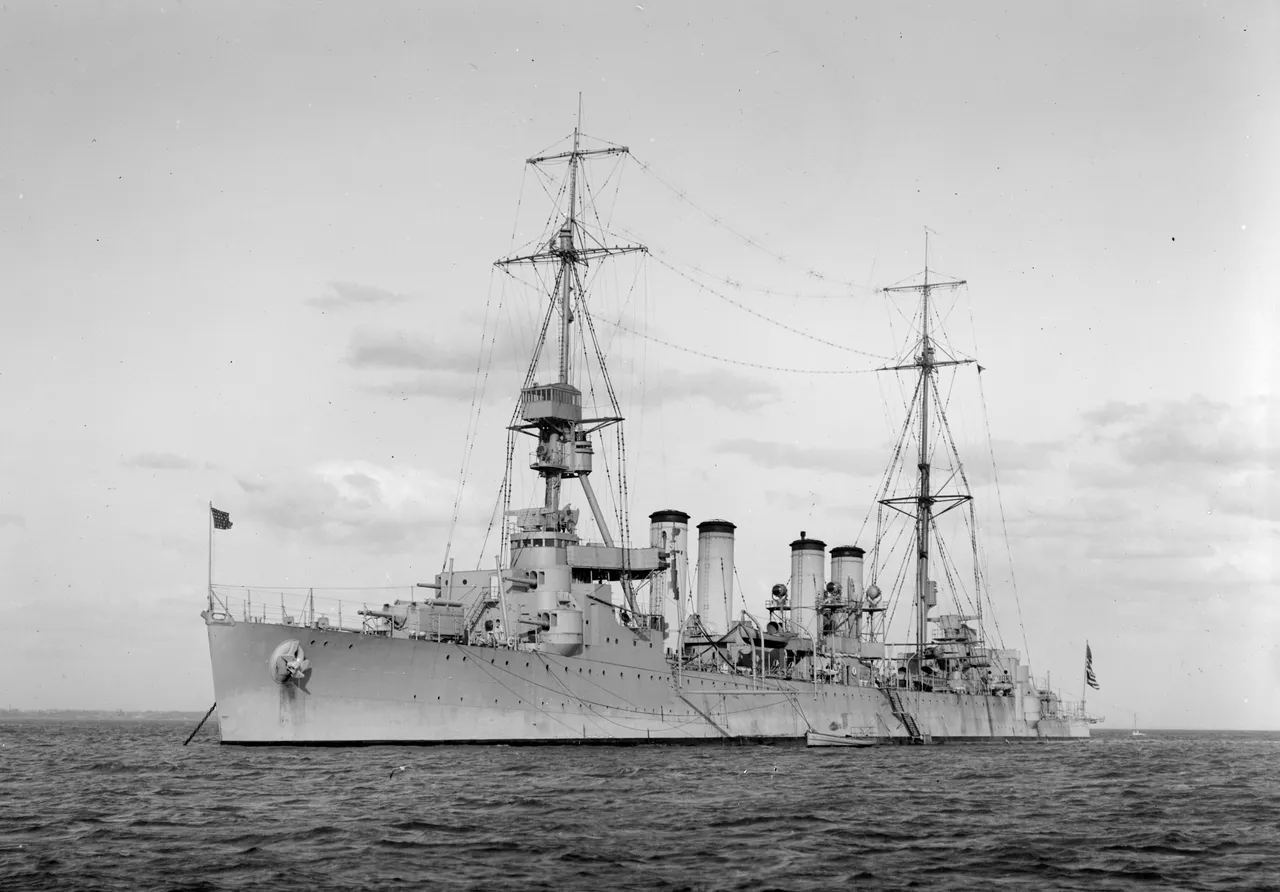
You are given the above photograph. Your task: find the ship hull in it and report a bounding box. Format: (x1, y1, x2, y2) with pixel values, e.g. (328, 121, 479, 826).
(206, 617, 1090, 745)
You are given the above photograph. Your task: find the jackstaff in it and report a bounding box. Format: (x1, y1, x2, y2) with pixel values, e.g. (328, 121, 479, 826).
(207, 503, 233, 606)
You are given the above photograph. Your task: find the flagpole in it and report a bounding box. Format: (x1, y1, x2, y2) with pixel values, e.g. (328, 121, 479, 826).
(1082, 641, 1088, 714)
(208, 500, 213, 599)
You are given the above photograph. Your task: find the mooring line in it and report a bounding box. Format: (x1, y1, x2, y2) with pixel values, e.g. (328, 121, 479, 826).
(183, 702, 217, 746)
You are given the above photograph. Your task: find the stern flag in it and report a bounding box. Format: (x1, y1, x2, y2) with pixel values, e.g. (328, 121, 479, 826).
(1085, 642, 1100, 690)
(211, 506, 233, 531)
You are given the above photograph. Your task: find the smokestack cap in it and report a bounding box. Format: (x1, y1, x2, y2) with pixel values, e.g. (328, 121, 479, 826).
(790, 534, 827, 551)
(649, 509, 691, 524)
(696, 518, 736, 534)
(831, 545, 866, 558)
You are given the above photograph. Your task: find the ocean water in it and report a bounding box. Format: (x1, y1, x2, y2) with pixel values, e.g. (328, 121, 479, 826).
(0, 723, 1276, 891)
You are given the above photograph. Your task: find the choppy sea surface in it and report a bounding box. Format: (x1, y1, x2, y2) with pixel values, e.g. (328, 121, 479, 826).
(0, 722, 1276, 891)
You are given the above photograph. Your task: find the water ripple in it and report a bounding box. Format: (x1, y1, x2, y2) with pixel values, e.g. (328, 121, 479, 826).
(0, 723, 1276, 890)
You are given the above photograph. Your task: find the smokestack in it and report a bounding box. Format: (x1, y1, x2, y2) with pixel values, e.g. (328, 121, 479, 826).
(648, 510, 690, 643)
(695, 520, 736, 635)
(829, 546, 865, 603)
(830, 545, 866, 638)
(789, 532, 826, 642)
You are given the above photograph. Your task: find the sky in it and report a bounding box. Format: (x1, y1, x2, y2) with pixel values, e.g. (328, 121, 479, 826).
(1, 1, 1276, 729)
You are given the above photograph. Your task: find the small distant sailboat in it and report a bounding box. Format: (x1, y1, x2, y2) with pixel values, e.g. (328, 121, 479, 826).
(1131, 716, 1145, 737)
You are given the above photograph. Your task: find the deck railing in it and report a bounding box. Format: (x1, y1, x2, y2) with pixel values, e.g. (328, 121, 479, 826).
(208, 584, 425, 635)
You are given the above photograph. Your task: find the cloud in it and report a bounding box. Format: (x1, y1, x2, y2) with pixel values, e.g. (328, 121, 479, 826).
(347, 329, 527, 373)
(362, 376, 496, 400)
(985, 438, 1060, 473)
(1082, 401, 1148, 427)
(234, 475, 270, 493)
(347, 328, 533, 402)
(962, 437, 1061, 485)
(123, 452, 198, 471)
(235, 460, 479, 551)
(306, 282, 408, 310)
(641, 368, 781, 412)
(1091, 395, 1278, 470)
(715, 437, 884, 477)
(1069, 395, 1280, 502)
(1215, 472, 1280, 522)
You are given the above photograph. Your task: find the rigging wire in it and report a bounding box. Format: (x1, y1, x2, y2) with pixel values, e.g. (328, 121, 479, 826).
(960, 286, 1031, 663)
(977, 367, 1032, 664)
(476, 265, 565, 566)
(879, 519, 916, 634)
(650, 254, 890, 360)
(631, 157, 869, 289)
(599, 318, 879, 375)
(860, 375, 922, 552)
(576, 264, 636, 555)
(626, 236, 877, 300)
(506, 164, 531, 255)
(931, 519, 977, 619)
(443, 265, 504, 573)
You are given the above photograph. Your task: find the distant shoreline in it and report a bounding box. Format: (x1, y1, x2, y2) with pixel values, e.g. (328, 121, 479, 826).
(0, 710, 205, 722)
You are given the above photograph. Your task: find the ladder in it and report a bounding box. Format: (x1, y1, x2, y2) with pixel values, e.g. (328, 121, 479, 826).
(883, 685, 925, 743)
(463, 592, 501, 642)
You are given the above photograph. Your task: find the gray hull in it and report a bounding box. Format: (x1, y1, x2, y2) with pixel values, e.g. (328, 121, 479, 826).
(206, 616, 1090, 744)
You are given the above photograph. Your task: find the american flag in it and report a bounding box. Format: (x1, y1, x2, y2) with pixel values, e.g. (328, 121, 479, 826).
(211, 506, 233, 530)
(1085, 642, 1100, 690)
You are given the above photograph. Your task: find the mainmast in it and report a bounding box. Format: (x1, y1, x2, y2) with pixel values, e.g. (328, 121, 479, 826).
(880, 235, 971, 657)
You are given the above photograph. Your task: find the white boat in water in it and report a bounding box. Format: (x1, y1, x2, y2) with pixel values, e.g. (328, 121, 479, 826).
(1132, 717, 1145, 737)
(200, 117, 1097, 745)
(806, 730, 877, 748)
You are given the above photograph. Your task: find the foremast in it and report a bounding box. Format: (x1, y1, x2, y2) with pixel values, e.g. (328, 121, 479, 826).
(879, 239, 972, 658)
(494, 115, 647, 608)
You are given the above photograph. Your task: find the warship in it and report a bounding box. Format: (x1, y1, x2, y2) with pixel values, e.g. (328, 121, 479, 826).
(201, 123, 1095, 744)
